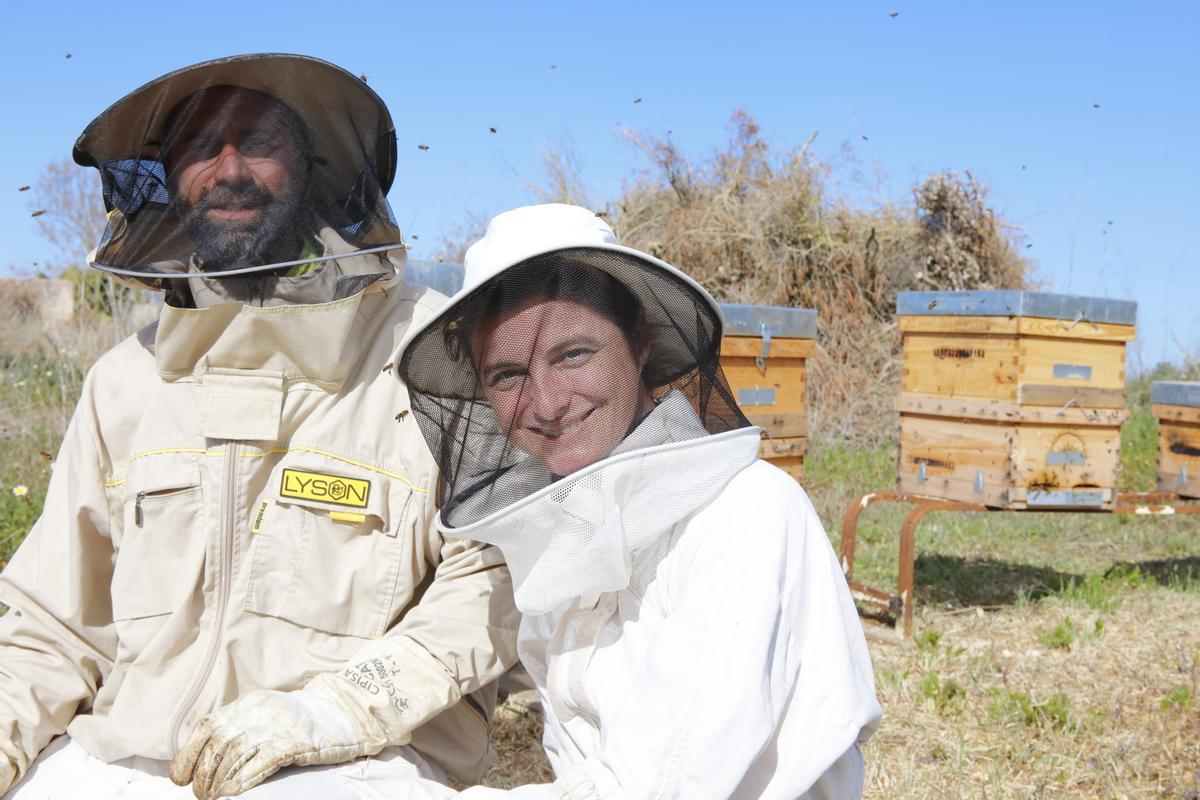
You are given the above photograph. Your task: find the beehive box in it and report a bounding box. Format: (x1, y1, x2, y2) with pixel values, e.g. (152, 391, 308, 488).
(718, 303, 817, 481)
(1151, 382, 1200, 498)
(895, 291, 1136, 509)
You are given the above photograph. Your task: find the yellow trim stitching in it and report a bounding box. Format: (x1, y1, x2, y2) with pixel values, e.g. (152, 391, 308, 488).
(127, 447, 210, 463)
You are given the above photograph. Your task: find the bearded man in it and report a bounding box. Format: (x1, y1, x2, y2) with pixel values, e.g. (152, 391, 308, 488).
(0, 54, 517, 799)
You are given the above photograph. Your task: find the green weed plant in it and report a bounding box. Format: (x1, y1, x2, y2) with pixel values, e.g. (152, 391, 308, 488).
(1159, 686, 1193, 711)
(988, 689, 1075, 732)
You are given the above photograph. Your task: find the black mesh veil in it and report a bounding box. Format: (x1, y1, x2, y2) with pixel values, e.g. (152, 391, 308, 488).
(399, 247, 752, 529)
(72, 53, 403, 290)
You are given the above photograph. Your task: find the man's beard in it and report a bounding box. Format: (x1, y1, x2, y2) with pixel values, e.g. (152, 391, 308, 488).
(176, 179, 306, 269)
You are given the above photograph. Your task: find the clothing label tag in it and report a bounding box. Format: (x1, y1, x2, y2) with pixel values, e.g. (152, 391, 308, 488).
(280, 468, 370, 508)
(250, 500, 270, 534)
(329, 510, 368, 524)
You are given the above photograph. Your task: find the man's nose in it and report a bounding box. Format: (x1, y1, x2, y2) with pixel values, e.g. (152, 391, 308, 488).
(211, 142, 252, 184)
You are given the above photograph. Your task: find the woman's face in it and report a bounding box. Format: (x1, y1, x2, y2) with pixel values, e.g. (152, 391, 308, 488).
(477, 297, 652, 476)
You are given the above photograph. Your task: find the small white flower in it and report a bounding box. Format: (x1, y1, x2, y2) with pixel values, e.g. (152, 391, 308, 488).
(11, 485, 28, 498)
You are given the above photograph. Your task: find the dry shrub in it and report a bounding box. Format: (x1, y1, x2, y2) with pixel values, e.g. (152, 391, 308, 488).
(611, 111, 1031, 443)
(912, 171, 1028, 292)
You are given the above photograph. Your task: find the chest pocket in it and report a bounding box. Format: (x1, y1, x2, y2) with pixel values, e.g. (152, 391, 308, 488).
(243, 454, 417, 639)
(113, 455, 207, 621)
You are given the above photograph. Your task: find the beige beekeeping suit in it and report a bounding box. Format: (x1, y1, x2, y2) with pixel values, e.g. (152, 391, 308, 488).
(0, 244, 519, 792)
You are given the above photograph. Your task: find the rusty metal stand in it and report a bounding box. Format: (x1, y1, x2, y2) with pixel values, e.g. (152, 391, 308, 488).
(839, 491, 1200, 639)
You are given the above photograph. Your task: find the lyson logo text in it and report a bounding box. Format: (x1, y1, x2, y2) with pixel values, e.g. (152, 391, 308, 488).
(280, 469, 370, 509)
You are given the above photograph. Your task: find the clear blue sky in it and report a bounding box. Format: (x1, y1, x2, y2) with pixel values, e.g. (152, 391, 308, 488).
(1, 1, 1196, 370)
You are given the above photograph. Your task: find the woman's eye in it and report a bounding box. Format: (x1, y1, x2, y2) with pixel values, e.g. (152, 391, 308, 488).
(561, 347, 594, 363)
(487, 369, 524, 388)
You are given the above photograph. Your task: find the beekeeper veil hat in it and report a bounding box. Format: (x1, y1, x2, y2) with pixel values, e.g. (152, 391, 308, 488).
(72, 53, 404, 289)
(394, 203, 752, 531)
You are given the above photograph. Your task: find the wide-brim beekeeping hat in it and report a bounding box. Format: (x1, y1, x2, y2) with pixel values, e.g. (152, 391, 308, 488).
(394, 203, 727, 400)
(72, 53, 403, 286)
(392, 203, 751, 529)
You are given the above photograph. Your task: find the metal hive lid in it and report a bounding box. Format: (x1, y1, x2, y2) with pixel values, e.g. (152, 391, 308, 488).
(719, 303, 818, 339)
(896, 290, 1137, 326)
(1151, 381, 1200, 408)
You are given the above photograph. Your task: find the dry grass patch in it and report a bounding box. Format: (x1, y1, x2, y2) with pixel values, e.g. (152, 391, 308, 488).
(482, 691, 552, 789)
(865, 589, 1200, 799)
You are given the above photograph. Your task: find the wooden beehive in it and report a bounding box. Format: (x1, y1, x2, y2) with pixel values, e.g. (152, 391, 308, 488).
(1151, 382, 1200, 498)
(895, 291, 1137, 509)
(718, 303, 817, 482)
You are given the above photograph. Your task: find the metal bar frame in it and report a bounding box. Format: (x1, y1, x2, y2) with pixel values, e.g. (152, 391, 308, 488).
(839, 491, 1200, 639)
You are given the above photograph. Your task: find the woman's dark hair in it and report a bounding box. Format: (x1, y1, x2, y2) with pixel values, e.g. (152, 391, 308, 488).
(445, 254, 647, 368)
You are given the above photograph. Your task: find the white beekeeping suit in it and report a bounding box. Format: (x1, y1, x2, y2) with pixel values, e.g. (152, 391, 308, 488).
(390, 203, 882, 799)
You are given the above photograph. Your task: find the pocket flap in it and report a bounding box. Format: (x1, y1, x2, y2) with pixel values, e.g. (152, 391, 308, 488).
(124, 451, 203, 498)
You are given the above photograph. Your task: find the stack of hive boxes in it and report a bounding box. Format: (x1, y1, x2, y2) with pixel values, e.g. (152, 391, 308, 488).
(718, 303, 817, 482)
(1151, 382, 1200, 498)
(895, 290, 1137, 509)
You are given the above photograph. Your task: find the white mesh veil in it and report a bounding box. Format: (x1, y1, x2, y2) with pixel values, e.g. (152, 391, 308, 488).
(395, 204, 762, 613)
(72, 53, 404, 293)
(400, 248, 753, 531)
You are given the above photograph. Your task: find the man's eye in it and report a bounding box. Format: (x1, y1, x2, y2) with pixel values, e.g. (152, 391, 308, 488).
(240, 134, 282, 158)
(182, 135, 222, 160)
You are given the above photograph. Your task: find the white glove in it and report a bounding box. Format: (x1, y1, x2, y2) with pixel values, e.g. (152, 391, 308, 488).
(168, 675, 389, 799)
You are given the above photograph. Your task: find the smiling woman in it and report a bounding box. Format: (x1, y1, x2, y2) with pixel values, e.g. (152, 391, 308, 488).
(392, 203, 882, 799)
(462, 261, 653, 476)
(401, 210, 750, 535)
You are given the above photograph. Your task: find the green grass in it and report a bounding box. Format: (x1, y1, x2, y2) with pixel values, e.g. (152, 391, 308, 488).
(1118, 404, 1158, 492)
(1037, 618, 1079, 650)
(1159, 686, 1193, 711)
(0, 350, 84, 563)
(802, 384, 1200, 620)
(987, 689, 1076, 732)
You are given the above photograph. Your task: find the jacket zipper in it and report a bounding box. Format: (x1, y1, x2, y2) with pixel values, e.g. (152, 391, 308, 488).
(167, 441, 239, 755)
